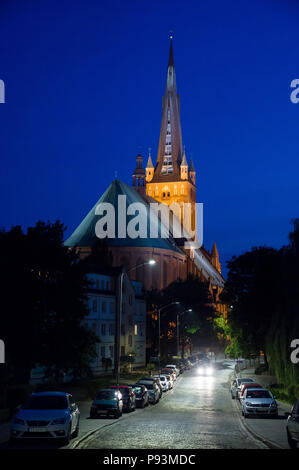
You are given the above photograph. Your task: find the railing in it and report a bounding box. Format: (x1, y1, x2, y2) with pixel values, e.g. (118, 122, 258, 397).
(234, 357, 261, 375)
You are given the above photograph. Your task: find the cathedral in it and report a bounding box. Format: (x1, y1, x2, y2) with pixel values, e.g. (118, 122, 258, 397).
(65, 38, 225, 311)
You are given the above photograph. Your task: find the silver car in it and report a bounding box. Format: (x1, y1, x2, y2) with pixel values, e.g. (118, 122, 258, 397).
(10, 392, 80, 444)
(286, 399, 299, 448)
(242, 388, 278, 418)
(230, 378, 254, 399)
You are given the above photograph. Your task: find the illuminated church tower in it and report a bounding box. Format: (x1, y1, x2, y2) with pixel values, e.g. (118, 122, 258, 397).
(145, 37, 196, 236)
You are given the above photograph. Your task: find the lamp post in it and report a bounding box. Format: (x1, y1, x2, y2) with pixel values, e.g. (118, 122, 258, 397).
(157, 302, 180, 373)
(115, 259, 156, 385)
(176, 309, 192, 358)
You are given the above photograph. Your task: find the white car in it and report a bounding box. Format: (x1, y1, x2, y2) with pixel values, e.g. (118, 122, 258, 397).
(165, 364, 179, 377)
(231, 378, 254, 399)
(155, 375, 168, 392)
(164, 374, 173, 389)
(10, 391, 80, 444)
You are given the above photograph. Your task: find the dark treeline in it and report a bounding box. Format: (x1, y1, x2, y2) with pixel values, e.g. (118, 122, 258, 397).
(222, 219, 299, 398)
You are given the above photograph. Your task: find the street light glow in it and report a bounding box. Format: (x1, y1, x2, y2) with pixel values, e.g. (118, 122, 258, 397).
(148, 259, 156, 265)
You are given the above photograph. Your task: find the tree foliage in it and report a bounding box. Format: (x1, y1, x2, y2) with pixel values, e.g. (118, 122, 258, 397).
(0, 221, 98, 383)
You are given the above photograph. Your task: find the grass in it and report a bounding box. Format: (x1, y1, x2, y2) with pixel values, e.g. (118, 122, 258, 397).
(268, 384, 299, 405)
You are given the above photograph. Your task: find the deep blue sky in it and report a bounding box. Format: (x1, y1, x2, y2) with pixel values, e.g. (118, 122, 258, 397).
(1, 0, 299, 275)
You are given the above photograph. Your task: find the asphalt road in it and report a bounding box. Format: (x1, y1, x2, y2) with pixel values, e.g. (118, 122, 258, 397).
(78, 361, 266, 449)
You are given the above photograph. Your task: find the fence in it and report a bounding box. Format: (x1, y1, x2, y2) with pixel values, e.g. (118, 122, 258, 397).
(234, 357, 261, 375)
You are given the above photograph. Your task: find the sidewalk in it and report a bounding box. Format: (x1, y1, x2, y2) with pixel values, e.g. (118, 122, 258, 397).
(233, 366, 292, 449)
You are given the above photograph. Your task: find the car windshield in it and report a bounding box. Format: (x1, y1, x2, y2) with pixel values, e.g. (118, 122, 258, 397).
(22, 395, 68, 410)
(239, 379, 253, 384)
(246, 390, 271, 399)
(160, 376, 166, 381)
(133, 387, 142, 393)
(96, 391, 116, 400)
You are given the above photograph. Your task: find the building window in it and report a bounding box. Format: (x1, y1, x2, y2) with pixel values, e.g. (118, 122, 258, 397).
(134, 324, 138, 336)
(101, 323, 106, 335)
(102, 301, 107, 313)
(167, 192, 170, 197)
(101, 346, 105, 357)
(109, 346, 114, 358)
(92, 299, 97, 312)
(128, 335, 132, 347)
(163, 192, 166, 198)
(155, 186, 159, 196)
(128, 315, 133, 326)
(109, 323, 114, 336)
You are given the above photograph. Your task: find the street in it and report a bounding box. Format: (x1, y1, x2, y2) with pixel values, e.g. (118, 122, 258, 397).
(77, 361, 270, 449)
(0, 360, 292, 450)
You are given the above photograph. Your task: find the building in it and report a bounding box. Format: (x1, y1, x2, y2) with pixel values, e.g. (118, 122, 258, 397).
(84, 266, 146, 375)
(65, 38, 225, 296)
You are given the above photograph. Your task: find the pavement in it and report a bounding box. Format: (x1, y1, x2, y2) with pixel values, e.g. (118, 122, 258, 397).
(232, 366, 292, 449)
(0, 361, 293, 449)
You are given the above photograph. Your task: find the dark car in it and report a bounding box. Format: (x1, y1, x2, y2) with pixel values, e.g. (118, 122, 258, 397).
(90, 389, 123, 419)
(139, 377, 162, 398)
(109, 386, 136, 412)
(286, 399, 299, 448)
(129, 384, 149, 408)
(136, 382, 160, 404)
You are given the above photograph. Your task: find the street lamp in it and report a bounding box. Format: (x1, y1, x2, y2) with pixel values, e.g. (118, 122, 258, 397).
(115, 259, 156, 385)
(158, 301, 180, 373)
(176, 309, 192, 358)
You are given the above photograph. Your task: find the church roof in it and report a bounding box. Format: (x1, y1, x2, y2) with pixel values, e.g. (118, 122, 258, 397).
(181, 151, 187, 166)
(151, 38, 184, 183)
(146, 154, 154, 168)
(64, 179, 183, 254)
(189, 159, 195, 172)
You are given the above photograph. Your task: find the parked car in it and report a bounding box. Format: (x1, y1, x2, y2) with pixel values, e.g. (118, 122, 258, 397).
(109, 385, 136, 412)
(242, 388, 278, 418)
(139, 377, 162, 398)
(239, 383, 263, 400)
(10, 391, 80, 444)
(164, 374, 173, 389)
(136, 382, 160, 404)
(154, 375, 168, 392)
(165, 364, 179, 377)
(161, 368, 176, 381)
(286, 399, 299, 448)
(129, 384, 149, 408)
(90, 389, 123, 419)
(230, 378, 254, 399)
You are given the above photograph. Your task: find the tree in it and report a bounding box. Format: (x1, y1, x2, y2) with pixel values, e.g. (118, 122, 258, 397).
(0, 221, 98, 383)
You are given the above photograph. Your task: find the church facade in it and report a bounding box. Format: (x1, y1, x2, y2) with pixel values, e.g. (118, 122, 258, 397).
(65, 39, 225, 304)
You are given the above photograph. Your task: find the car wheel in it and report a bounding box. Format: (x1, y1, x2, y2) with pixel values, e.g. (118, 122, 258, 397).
(231, 393, 235, 399)
(73, 419, 79, 437)
(287, 429, 297, 449)
(145, 399, 149, 407)
(244, 413, 249, 419)
(62, 424, 72, 446)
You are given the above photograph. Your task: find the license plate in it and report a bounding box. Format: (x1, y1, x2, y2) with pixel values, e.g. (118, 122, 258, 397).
(29, 427, 47, 432)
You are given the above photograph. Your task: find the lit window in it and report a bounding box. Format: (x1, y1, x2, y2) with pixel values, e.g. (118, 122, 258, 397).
(134, 324, 138, 335)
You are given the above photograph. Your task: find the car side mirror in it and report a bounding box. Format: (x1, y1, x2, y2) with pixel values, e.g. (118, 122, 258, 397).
(70, 403, 77, 412)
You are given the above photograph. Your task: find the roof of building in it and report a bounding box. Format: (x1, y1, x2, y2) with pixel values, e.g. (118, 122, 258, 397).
(64, 179, 184, 254)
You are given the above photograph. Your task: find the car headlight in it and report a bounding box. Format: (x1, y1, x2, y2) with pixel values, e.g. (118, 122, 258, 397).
(270, 402, 277, 407)
(206, 368, 213, 374)
(52, 417, 67, 425)
(14, 418, 25, 425)
(245, 402, 252, 406)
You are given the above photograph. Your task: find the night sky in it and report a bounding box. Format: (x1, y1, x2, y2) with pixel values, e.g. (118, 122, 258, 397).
(1, 0, 299, 276)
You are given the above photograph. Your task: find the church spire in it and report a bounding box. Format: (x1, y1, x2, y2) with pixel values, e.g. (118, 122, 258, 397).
(151, 37, 183, 182)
